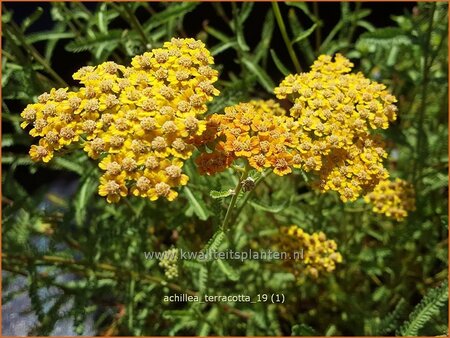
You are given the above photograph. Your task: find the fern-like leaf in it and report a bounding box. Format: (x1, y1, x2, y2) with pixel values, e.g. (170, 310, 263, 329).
(376, 298, 407, 335)
(65, 30, 123, 53)
(357, 27, 411, 50)
(398, 281, 448, 336)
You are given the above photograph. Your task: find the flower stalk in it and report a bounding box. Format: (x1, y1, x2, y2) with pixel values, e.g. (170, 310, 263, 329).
(221, 165, 249, 231)
(272, 2, 302, 73)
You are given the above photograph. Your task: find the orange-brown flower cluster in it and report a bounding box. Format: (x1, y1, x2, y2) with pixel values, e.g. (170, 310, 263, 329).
(194, 100, 312, 176)
(364, 178, 415, 221)
(275, 54, 398, 202)
(279, 225, 342, 278)
(21, 38, 219, 203)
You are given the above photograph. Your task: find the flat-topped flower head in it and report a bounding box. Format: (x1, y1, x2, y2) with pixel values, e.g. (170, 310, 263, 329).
(278, 225, 342, 278)
(20, 38, 219, 203)
(364, 178, 415, 221)
(195, 100, 306, 176)
(275, 54, 398, 202)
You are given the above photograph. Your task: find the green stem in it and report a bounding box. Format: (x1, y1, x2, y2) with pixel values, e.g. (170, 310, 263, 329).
(123, 4, 150, 47)
(221, 166, 249, 231)
(232, 169, 270, 225)
(212, 3, 230, 24)
(312, 2, 321, 51)
(346, 2, 361, 48)
(413, 3, 436, 188)
(4, 253, 252, 319)
(272, 2, 302, 73)
(320, 20, 344, 54)
(123, 198, 139, 216)
(127, 277, 135, 330)
(5, 17, 68, 88)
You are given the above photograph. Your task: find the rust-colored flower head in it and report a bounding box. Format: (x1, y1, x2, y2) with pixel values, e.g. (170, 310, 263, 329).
(194, 100, 305, 176)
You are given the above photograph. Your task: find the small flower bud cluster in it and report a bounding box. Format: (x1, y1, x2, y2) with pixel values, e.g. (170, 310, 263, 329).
(159, 248, 179, 279)
(21, 38, 219, 203)
(279, 225, 342, 278)
(364, 178, 415, 221)
(275, 54, 397, 202)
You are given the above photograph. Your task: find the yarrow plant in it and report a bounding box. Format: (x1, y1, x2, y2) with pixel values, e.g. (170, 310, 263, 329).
(21, 42, 407, 210)
(19, 38, 417, 282)
(5, 2, 447, 336)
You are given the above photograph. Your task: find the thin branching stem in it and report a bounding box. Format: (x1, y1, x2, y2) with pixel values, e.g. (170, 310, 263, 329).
(413, 3, 436, 189)
(3, 253, 252, 320)
(123, 4, 150, 47)
(4, 17, 68, 88)
(221, 166, 249, 231)
(232, 169, 271, 225)
(272, 2, 302, 73)
(313, 2, 321, 51)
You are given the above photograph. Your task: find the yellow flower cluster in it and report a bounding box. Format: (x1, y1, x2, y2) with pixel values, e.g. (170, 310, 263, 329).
(194, 100, 312, 176)
(275, 54, 398, 202)
(279, 225, 342, 278)
(364, 178, 415, 221)
(21, 38, 219, 203)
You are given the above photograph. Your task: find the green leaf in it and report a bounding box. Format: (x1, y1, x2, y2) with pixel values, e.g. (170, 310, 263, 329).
(239, 2, 254, 24)
(255, 10, 275, 63)
(204, 26, 231, 43)
(184, 187, 209, 221)
(2, 134, 31, 147)
(202, 230, 225, 253)
(242, 58, 275, 93)
(74, 175, 98, 226)
(26, 31, 76, 44)
(357, 20, 376, 32)
(292, 23, 318, 44)
(398, 281, 448, 336)
(357, 27, 411, 50)
(143, 2, 198, 32)
(51, 157, 84, 175)
(286, 2, 316, 21)
(291, 323, 318, 336)
(353, 8, 372, 20)
(65, 30, 123, 53)
(96, 3, 109, 34)
(44, 22, 68, 61)
(163, 310, 193, 319)
(232, 3, 250, 52)
(216, 259, 239, 281)
(288, 8, 302, 37)
(21, 7, 44, 32)
(198, 265, 208, 293)
(2, 10, 12, 24)
(210, 41, 238, 56)
(376, 298, 407, 335)
(270, 49, 290, 76)
(249, 198, 289, 213)
(2, 153, 34, 167)
(210, 189, 234, 199)
(287, 8, 315, 63)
